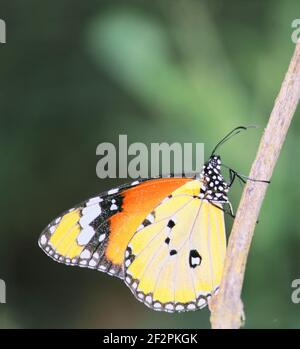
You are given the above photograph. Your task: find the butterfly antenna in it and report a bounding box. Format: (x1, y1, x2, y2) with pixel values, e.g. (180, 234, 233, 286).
(211, 125, 257, 156)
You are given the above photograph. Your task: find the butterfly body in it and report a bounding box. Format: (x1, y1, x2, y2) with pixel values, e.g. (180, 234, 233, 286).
(39, 155, 229, 312)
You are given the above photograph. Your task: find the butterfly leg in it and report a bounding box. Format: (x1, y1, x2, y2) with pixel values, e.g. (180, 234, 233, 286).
(227, 201, 234, 217)
(209, 201, 235, 219)
(228, 168, 270, 187)
(228, 168, 237, 188)
(227, 169, 267, 224)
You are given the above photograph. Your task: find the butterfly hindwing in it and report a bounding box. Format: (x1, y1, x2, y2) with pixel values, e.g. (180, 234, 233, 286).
(124, 179, 226, 312)
(38, 177, 193, 279)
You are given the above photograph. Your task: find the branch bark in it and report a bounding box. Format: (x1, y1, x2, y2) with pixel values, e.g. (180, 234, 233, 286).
(210, 42, 300, 329)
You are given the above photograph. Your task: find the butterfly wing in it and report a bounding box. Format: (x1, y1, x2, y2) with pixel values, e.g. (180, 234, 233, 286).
(38, 177, 193, 278)
(124, 179, 226, 312)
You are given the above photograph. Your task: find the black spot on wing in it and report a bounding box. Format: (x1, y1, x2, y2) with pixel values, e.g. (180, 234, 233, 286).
(170, 249, 177, 256)
(189, 249, 202, 268)
(142, 219, 152, 227)
(141, 212, 155, 228)
(167, 219, 176, 229)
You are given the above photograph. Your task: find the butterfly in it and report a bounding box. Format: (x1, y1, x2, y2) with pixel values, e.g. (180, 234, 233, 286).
(38, 126, 254, 313)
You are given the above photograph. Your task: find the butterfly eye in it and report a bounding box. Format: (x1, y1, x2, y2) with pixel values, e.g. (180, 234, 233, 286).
(208, 155, 221, 169)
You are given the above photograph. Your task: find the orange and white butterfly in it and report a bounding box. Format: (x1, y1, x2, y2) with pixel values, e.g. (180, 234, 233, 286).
(38, 127, 248, 313)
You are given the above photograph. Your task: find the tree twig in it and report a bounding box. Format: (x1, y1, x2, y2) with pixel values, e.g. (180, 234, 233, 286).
(210, 42, 300, 329)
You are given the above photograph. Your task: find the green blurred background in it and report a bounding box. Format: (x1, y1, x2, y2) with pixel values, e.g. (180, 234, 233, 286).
(0, 0, 300, 329)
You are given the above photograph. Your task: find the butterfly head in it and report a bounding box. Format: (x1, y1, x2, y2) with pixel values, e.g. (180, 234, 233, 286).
(207, 155, 221, 170)
(198, 126, 252, 202)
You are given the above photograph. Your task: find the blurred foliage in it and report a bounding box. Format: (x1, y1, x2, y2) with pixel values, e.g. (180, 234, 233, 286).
(0, 0, 300, 328)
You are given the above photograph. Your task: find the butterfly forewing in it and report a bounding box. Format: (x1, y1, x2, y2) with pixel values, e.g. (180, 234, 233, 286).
(38, 177, 193, 279)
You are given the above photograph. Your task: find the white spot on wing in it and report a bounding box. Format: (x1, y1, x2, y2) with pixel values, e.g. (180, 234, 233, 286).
(40, 235, 47, 245)
(108, 188, 119, 195)
(80, 205, 101, 227)
(110, 204, 118, 211)
(80, 249, 91, 259)
(145, 295, 152, 304)
(165, 304, 174, 311)
(187, 303, 196, 310)
(77, 226, 95, 245)
(197, 298, 206, 308)
(86, 197, 101, 206)
(175, 304, 184, 311)
(191, 257, 201, 266)
(89, 259, 97, 267)
(146, 214, 155, 223)
(99, 233, 106, 242)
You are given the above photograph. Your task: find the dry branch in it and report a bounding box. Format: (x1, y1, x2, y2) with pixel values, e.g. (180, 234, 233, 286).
(210, 42, 300, 329)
